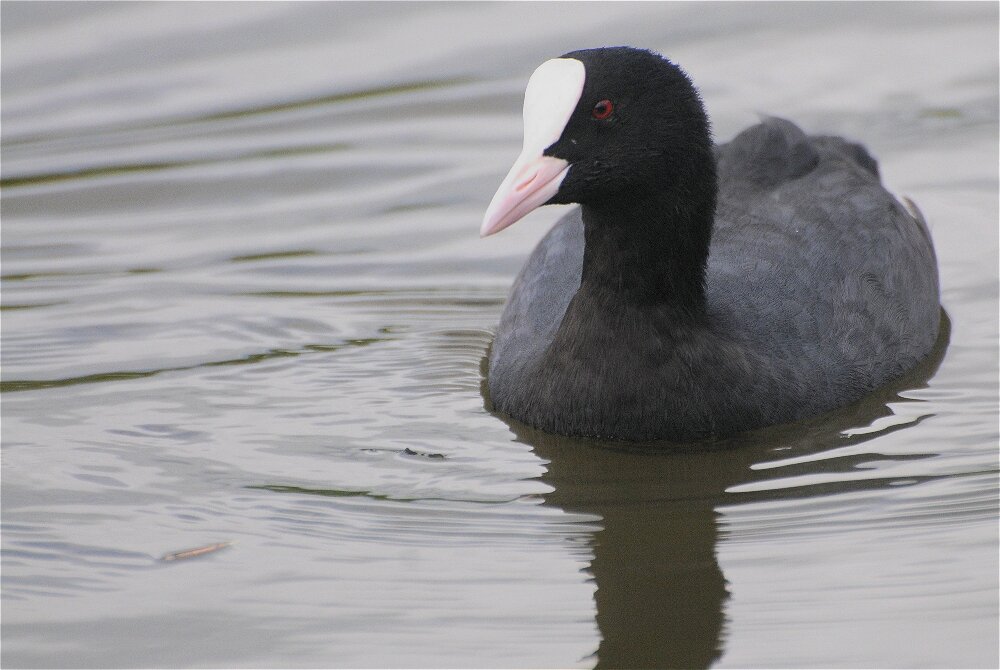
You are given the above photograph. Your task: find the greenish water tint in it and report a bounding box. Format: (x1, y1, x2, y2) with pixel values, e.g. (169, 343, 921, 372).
(0, 340, 385, 393)
(1, 144, 353, 188)
(2, 3, 997, 668)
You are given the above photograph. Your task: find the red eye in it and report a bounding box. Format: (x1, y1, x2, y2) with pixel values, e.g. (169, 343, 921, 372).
(591, 99, 614, 120)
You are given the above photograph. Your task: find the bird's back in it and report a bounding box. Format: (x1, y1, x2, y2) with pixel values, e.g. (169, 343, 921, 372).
(706, 118, 940, 410)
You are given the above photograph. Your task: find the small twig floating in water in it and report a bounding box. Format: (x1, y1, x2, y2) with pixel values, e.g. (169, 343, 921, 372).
(160, 541, 232, 562)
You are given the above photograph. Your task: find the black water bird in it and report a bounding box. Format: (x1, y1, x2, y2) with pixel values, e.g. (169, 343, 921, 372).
(481, 47, 941, 442)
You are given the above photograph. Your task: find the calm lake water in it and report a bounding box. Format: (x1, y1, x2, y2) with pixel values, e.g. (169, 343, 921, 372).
(2, 3, 998, 668)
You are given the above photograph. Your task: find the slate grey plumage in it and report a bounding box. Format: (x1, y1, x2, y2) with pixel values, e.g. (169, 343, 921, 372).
(484, 48, 940, 441)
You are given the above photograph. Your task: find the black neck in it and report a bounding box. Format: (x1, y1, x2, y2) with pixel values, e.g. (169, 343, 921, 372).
(579, 188, 715, 311)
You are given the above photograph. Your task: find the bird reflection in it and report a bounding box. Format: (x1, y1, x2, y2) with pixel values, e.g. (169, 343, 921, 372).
(484, 313, 949, 669)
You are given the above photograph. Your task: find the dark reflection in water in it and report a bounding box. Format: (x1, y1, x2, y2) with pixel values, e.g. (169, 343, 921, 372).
(486, 313, 949, 669)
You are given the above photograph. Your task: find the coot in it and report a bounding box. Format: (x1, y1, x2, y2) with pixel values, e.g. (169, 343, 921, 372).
(482, 47, 940, 441)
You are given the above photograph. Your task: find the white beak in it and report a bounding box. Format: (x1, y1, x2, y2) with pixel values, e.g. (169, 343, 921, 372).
(480, 154, 570, 237)
(481, 57, 585, 237)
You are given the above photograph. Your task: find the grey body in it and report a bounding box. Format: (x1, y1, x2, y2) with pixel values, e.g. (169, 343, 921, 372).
(487, 119, 940, 440)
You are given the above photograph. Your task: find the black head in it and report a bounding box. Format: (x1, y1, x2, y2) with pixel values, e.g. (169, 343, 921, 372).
(482, 46, 717, 237)
(546, 47, 715, 209)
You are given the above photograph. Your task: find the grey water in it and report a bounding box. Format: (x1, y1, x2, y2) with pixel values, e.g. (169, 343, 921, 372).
(2, 2, 997, 668)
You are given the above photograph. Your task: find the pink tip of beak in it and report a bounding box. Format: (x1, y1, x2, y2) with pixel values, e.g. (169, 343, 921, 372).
(481, 155, 570, 237)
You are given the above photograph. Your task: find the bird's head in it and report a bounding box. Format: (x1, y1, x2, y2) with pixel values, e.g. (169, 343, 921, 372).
(481, 47, 712, 237)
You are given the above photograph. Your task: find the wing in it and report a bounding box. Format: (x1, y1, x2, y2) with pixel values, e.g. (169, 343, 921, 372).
(708, 118, 940, 400)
